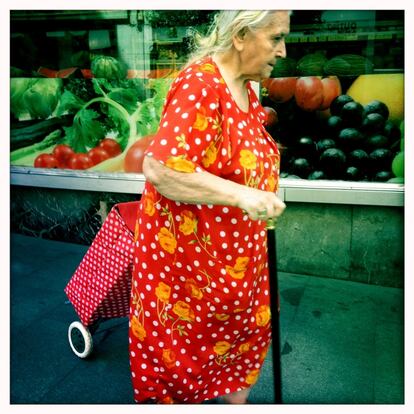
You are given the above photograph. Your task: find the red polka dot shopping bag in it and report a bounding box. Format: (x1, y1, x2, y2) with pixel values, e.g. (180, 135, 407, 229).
(65, 201, 138, 327)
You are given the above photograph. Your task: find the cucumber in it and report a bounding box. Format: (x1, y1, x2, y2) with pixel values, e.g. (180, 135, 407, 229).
(10, 115, 72, 151)
(10, 129, 63, 165)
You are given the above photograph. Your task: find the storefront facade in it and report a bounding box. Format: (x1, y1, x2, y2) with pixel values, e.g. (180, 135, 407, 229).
(10, 10, 404, 287)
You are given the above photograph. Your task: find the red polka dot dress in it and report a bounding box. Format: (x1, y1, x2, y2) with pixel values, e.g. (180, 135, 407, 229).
(129, 56, 280, 403)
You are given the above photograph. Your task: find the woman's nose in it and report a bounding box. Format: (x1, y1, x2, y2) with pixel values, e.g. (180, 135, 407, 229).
(276, 40, 287, 58)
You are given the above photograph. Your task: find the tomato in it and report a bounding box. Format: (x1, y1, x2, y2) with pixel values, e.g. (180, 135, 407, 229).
(266, 77, 297, 103)
(295, 76, 324, 112)
(67, 153, 92, 170)
(34, 153, 58, 168)
(52, 144, 75, 168)
(263, 106, 278, 127)
(124, 136, 154, 173)
(320, 76, 342, 110)
(98, 138, 122, 157)
(88, 147, 111, 166)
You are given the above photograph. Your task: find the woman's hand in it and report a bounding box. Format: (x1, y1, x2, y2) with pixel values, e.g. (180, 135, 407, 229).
(237, 186, 286, 221)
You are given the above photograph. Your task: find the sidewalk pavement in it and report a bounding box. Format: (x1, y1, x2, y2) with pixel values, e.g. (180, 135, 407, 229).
(10, 233, 404, 404)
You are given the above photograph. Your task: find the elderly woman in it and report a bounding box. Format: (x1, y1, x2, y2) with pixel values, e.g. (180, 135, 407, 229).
(129, 10, 289, 404)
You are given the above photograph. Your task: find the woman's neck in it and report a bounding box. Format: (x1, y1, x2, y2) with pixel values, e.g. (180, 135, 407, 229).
(212, 52, 250, 112)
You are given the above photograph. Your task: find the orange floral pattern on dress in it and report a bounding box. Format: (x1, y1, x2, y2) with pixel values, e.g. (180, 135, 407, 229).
(225, 256, 250, 279)
(193, 107, 209, 131)
(199, 63, 216, 74)
(214, 340, 232, 356)
(239, 342, 250, 353)
(131, 315, 146, 341)
(162, 348, 177, 369)
(175, 133, 187, 148)
(267, 174, 276, 192)
(240, 149, 265, 187)
(155, 281, 171, 303)
(265, 153, 280, 192)
(213, 339, 254, 366)
(255, 304, 271, 327)
(134, 218, 139, 243)
(185, 278, 203, 300)
(245, 369, 260, 385)
(144, 191, 156, 216)
(215, 313, 230, 321)
(179, 210, 198, 235)
(202, 142, 218, 168)
(259, 346, 269, 362)
(161, 396, 175, 404)
(153, 281, 197, 340)
(158, 227, 177, 254)
(173, 301, 195, 322)
(165, 155, 196, 173)
(239, 149, 257, 170)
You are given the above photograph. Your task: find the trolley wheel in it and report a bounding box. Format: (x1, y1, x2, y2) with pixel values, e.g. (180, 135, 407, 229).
(68, 321, 93, 358)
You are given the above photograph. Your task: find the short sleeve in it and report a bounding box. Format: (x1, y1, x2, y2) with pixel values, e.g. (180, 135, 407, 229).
(145, 73, 229, 175)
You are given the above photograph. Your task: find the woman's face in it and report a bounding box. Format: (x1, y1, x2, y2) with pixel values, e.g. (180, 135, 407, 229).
(237, 11, 290, 82)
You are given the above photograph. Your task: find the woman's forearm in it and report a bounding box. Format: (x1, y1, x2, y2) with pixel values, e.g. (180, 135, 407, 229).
(143, 155, 241, 207)
(142, 155, 286, 220)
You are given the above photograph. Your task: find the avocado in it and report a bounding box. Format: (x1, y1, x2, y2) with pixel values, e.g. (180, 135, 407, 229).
(361, 113, 386, 135)
(337, 128, 364, 151)
(296, 136, 317, 159)
(366, 134, 389, 151)
(308, 170, 327, 180)
(369, 148, 393, 170)
(340, 101, 364, 127)
(319, 148, 347, 178)
(317, 138, 336, 154)
(344, 166, 362, 181)
(383, 120, 401, 144)
(330, 94, 354, 116)
(280, 146, 295, 173)
(373, 171, 393, 182)
(363, 100, 389, 120)
(326, 115, 343, 136)
(290, 157, 312, 178)
(348, 149, 369, 169)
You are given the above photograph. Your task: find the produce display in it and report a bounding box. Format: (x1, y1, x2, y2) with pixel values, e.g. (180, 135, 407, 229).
(10, 55, 172, 173)
(262, 67, 404, 183)
(270, 53, 374, 78)
(10, 51, 404, 184)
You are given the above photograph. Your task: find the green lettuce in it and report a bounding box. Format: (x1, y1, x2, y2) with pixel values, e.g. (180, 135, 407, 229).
(22, 78, 63, 119)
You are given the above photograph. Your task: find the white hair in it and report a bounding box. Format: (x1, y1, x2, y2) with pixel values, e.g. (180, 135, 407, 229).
(186, 10, 286, 65)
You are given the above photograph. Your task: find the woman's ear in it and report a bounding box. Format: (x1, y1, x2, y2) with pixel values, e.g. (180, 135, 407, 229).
(233, 27, 248, 52)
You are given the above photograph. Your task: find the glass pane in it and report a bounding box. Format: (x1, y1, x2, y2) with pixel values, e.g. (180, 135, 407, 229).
(10, 10, 218, 174)
(261, 10, 404, 183)
(10, 10, 404, 184)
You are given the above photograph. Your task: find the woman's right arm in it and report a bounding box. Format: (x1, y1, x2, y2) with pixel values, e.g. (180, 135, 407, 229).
(143, 155, 286, 221)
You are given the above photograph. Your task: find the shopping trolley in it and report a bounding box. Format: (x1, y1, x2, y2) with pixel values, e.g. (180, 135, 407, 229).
(64, 201, 139, 358)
